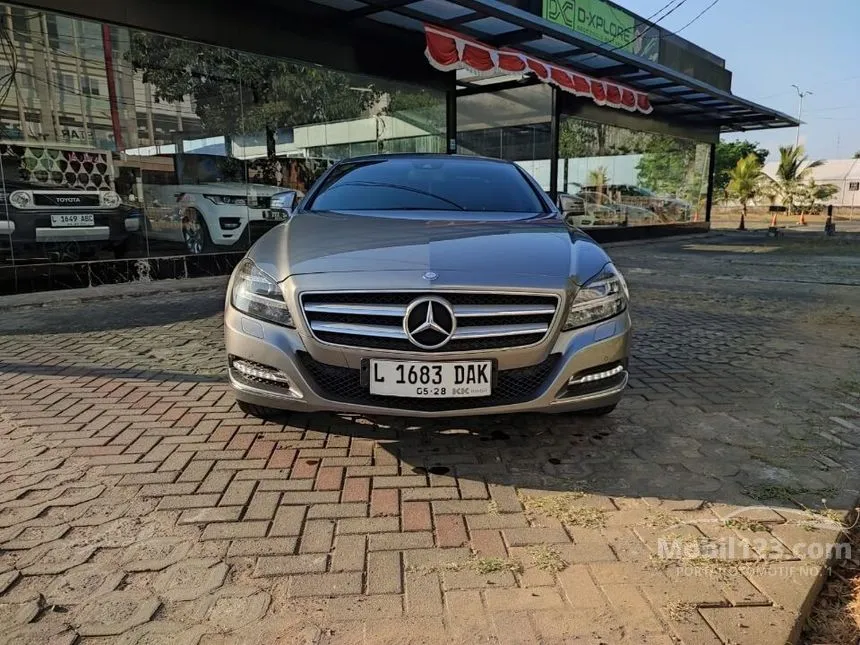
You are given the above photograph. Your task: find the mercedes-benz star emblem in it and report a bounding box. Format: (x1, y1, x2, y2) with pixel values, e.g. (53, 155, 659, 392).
(403, 296, 456, 350)
(423, 271, 438, 281)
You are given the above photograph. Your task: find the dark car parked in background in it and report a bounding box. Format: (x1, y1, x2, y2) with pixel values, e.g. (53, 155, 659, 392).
(0, 178, 140, 262)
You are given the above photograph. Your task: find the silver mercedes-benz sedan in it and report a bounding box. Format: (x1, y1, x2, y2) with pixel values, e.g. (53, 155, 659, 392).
(224, 154, 630, 419)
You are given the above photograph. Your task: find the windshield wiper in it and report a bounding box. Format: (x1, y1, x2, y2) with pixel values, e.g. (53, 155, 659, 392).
(334, 181, 466, 211)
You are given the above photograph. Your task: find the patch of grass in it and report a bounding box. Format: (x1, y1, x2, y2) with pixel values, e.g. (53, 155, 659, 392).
(801, 525, 860, 645)
(486, 500, 500, 516)
(470, 557, 522, 575)
(520, 492, 606, 529)
(528, 545, 567, 572)
(744, 485, 816, 504)
(725, 517, 768, 532)
(663, 601, 697, 623)
(837, 377, 860, 393)
(404, 561, 463, 575)
(645, 510, 679, 529)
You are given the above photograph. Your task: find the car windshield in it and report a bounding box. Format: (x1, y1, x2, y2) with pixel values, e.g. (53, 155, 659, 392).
(307, 157, 546, 213)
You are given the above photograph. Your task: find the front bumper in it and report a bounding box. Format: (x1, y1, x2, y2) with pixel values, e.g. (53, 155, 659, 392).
(225, 304, 631, 418)
(1, 209, 133, 247)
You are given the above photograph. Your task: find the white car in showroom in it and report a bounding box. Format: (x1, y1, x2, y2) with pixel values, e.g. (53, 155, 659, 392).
(141, 182, 293, 254)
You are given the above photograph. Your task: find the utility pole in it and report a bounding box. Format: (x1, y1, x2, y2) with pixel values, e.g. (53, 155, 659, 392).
(101, 24, 124, 151)
(792, 84, 812, 148)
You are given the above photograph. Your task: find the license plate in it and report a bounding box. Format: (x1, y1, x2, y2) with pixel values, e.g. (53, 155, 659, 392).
(51, 214, 94, 227)
(369, 360, 492, 398)
(262, 210, 286, 221)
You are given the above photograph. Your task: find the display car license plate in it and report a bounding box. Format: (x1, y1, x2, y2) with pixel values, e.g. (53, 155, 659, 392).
(262, 210, 286, 221)
(51, 214, 94, 227)
(368, 360, 492, 398)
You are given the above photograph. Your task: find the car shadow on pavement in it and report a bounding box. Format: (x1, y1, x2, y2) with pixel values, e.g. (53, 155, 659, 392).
(293, 409, 859, 511)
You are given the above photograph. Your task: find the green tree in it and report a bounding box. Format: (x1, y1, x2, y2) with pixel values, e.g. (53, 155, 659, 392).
(636, 134, 694, 197)
(126, 33, 375, 152)
(796, 178, 838, 217)
(714, 140, 769, 202)
(771, 145, 824, 224)
(727, 153, 765, 230)
(854, 151, 860, 159)
(558, 119, 597, 159)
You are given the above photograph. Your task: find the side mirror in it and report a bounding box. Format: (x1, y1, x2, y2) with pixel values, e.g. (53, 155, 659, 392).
(271, 190, 298, 214)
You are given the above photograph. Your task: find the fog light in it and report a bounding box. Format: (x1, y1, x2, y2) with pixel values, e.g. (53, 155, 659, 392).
(219, 217, 242, 230)
(232, 359, 290, 384)
(568, 364, 625, 386)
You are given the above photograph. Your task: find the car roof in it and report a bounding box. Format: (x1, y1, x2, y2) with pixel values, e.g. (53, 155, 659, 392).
(335, 153, 518, 167)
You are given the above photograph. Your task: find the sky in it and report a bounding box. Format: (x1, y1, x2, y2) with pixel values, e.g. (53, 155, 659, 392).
(612, 0, 859, 161)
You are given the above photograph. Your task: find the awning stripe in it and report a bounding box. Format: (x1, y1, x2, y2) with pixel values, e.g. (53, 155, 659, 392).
(424, 25, 652, 115)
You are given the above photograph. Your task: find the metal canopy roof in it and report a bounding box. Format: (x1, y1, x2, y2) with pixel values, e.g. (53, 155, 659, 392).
(305, 0, 798, 132)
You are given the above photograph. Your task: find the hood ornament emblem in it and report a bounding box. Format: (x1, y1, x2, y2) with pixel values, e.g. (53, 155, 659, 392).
(404, 296, 456, 349)
(423, 271, 438, 281)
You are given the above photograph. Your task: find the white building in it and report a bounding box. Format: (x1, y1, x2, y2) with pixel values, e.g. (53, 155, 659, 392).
(763, 158, 860, 208)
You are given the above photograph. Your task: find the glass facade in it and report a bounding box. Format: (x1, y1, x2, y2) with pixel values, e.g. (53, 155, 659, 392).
(457, 84, 553, 186)
(0, 3, 714, 294)
(0, 4, 444, 291)
(555, 115, 712, 228)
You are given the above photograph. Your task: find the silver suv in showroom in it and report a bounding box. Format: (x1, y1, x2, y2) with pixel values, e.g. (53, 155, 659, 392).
(224, 155, 630, 418)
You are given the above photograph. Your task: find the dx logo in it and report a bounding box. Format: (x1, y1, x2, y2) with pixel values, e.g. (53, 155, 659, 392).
(545, 0, 577, 29)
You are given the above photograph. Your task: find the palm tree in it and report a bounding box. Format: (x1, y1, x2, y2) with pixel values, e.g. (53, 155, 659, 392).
(772, 145, 824, 225)
(796, 179, 839, 219)
(587, 166, 609, 188)
(586, 166, 609, 205)
(727, 153, 764, 230)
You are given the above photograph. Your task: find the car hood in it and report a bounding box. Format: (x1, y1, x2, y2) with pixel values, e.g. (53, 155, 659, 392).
(178, 182, 285, 196)
(250, 211, 584, 281)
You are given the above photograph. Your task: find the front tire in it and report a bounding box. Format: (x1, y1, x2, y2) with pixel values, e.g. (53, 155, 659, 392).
(182, 209, 214, 255)
(237, 399, 288, 421)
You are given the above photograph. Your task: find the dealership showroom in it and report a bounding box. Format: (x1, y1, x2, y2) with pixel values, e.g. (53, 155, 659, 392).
(0, 0, 796, 294)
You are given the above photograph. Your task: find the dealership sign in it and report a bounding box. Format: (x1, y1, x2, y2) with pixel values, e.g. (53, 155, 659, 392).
(543, 0, 634, 50)
(424, 25, 652, 115)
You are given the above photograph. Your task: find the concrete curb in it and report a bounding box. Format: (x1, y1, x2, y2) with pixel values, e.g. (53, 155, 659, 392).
(601, 231, 727, 248)
(0, 275, 229, 311)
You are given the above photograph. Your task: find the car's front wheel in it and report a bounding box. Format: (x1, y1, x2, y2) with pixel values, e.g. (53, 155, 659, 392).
(182, 209, 214, 255)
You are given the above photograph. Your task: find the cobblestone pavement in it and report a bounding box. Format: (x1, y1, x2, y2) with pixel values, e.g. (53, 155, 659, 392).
(0, 232, 858, 645)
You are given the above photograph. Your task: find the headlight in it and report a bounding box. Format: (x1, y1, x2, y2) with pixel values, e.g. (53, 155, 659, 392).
(205, 194, 246, 206)
(563, 263, 628, 331)
(101, 191, 121, 208)
(9, 191, 30, 208)
(230, 259, 293, 327)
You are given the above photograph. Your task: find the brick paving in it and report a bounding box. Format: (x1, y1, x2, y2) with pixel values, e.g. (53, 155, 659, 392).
(0, 232, 857, 644)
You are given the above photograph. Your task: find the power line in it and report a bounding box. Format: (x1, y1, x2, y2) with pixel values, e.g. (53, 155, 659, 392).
(674, 0, 723, 34)
(579, 0, 691, 64)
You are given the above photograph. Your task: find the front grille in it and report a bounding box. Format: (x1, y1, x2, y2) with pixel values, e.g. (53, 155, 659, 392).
(33, 192, 102, 207)
(301, 291, 560, 353)
(298, 352, 560, 412)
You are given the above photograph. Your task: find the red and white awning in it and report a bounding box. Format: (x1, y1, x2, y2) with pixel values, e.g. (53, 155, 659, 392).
(424, 25, 653, 115)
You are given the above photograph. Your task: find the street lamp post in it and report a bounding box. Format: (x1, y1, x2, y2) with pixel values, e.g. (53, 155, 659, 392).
(792, 84, 812, 148)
